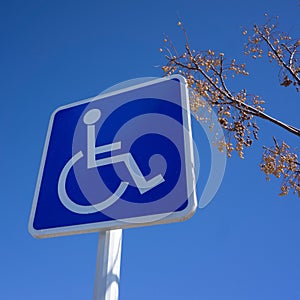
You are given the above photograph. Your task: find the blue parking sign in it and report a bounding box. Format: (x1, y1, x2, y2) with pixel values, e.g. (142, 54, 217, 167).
(29, 75, 197, 238)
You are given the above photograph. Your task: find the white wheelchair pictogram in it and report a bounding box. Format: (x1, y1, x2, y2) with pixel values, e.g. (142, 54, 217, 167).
(58, 108, 165, 214)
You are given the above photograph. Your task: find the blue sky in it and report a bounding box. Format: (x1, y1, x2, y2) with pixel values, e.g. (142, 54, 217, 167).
(1, 0, 300, 299)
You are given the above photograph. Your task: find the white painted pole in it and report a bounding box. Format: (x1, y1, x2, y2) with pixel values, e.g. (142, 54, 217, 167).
(93, 229, 122, 300)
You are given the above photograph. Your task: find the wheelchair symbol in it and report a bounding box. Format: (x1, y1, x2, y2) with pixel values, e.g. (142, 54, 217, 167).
(58, 108, 165, 214)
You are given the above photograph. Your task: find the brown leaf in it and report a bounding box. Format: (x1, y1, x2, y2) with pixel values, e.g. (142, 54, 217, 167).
(280, 76, 292, 87)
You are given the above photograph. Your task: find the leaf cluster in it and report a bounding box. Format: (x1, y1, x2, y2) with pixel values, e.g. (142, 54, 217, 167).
(261, 138, 300, 197)
(244, 14, 300, 90)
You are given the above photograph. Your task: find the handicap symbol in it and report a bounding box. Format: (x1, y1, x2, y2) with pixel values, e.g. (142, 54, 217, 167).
(58, 108, 165, 214)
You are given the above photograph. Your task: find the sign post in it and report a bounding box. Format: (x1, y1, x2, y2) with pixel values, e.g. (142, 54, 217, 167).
(29, 75, 197, 299)
(94, 230, 122, 300)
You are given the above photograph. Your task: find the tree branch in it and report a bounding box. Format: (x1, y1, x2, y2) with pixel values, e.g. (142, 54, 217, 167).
(258, 28, 300, 85)
(169, 56, 300, 137)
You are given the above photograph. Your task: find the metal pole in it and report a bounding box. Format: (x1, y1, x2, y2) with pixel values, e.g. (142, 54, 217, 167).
(93, 229, 122, 300)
